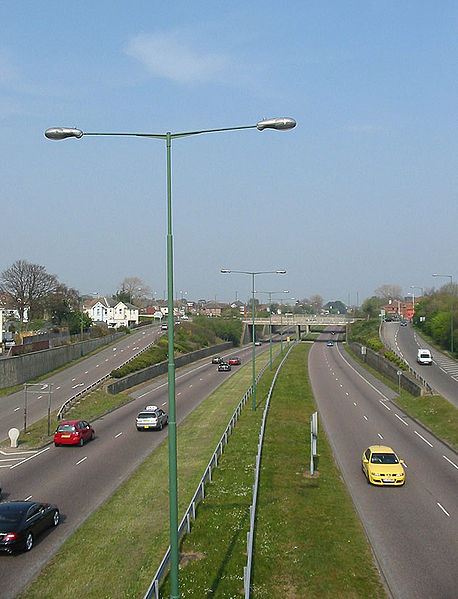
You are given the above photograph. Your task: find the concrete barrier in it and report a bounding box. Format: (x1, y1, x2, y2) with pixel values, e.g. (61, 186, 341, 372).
(348, 342, 424, 396)
(107, 342, 233, 394)
(0, 332, 126, 389)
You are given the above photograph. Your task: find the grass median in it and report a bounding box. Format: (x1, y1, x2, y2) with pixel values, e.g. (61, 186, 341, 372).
(18, 348, 275, 599)
(161, 344, 386, 598)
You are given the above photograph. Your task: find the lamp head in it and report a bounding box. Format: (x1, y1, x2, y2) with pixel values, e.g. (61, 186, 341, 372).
(221, 269, 231, 274)
(256, 117, 296, 131)
(276, 270, 287, 274)
(45, 127, 83, 140)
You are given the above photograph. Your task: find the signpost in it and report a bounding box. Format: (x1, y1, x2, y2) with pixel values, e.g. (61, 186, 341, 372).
(310, 411, 318, 476)
(23, 383, 53, 435)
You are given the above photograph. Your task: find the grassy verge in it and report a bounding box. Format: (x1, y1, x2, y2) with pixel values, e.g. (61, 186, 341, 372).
(161, 344, 386, 598)
(345, 346, 457, 450)
(18, 349, 274, 599)
(2, 388, 134, 449)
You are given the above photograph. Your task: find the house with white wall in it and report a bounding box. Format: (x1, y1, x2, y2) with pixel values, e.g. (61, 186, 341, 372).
(84, 298, 139, 328)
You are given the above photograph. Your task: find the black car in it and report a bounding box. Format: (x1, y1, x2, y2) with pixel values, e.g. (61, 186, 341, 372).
(211, 356, 222, 364)
(0, 501, 60, 553)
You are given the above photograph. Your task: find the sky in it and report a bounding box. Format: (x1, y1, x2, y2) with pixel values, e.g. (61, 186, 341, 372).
(1, 1, 457, 306)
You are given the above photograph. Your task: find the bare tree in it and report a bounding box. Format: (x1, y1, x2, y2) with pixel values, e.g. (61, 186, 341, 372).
(118, 277, 152, 304)
(1, 260, 58, 325)
(310, 294, 323, 314)
(374, 284, 403, 301)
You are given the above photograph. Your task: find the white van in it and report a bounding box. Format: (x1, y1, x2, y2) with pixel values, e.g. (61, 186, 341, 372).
(417, 349, 432, 365)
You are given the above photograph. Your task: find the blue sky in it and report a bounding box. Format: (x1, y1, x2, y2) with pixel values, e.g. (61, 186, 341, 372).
(1, 1, 456, 305)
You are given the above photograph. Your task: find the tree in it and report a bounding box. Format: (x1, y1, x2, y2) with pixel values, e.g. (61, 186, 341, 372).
(310, 294, 323, 314)
(45, 284, 80, 325)
(0, 260, 58, 326)
(360, 296, 385, 319)
(374, 284, 402, 301)
(117, 277, 152, 305)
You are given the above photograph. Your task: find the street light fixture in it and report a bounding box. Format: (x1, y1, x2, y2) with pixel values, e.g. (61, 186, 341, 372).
(221, 269, 286, 409)
(432, 274, 454, 354)
(257, 290, 289, 369)
(45, 117, 295, 599)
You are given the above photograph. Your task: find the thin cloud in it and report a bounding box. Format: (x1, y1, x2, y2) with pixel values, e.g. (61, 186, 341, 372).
(125, 32, 228, 83)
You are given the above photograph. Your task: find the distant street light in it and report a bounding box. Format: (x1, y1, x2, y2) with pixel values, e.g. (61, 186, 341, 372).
(221, 270, 286, 409)
(46, 117, 295, 599)
(257, 290, 289, 369)
(432, 274, 454, 354)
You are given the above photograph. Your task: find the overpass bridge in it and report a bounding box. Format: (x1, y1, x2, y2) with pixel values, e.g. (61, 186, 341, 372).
(242, 315, 357, 343)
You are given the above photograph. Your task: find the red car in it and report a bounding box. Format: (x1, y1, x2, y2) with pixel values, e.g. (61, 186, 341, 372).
(228, 357, 241, 366)
(54, 420, 95, 447)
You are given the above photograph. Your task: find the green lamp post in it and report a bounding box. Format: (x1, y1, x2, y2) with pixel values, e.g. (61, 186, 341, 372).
(45, 117, 295, 599)
(221, 270, 286, 408)
(257, 290, 289, 369)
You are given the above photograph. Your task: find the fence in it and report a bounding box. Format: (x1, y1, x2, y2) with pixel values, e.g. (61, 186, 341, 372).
(143, 344, 290, 599)
(244, 342, 296, 597)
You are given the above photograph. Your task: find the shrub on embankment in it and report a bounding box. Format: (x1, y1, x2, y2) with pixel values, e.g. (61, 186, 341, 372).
(348, 318, 407, 370)
(110, 317, 242, 378)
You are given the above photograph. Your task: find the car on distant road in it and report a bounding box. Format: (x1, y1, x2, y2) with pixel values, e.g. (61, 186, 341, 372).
(218, 362, 231, 372)
(417, 348, 433, 365)
(400, 321, 408, 326)
(161, 323, 168, 330)
(254, 341, 262, 346)
(326, 341, 334, 347)
(361, 445, 405, 486)
(136, 406, 168, 431)
(54, 420, 95, 447)
(228, 357, 241, 365)
(0, 501, 60, 553)
(211, 356, 222, 364)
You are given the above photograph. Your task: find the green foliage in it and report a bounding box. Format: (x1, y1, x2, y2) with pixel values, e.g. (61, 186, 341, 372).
(413, 286, 457, 356)
(110, 319, 241, 378)
(383, 350, 407, 370)
(67, 311, 92, 335)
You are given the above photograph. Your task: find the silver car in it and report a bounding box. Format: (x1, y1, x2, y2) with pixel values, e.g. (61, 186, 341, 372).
(136, 406, 168, 431)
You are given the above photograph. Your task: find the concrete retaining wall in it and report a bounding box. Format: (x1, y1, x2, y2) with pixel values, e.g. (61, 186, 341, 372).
(349, 342, 424, 396)
(0, 332, 126, 389)
(107, 341, 233, 394)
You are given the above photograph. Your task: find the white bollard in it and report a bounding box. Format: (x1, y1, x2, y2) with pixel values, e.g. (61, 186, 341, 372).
(9, 427, 20, 448)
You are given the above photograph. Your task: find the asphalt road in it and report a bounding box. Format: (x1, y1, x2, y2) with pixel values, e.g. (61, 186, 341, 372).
(382, 321, 458, 408)
(309, 333, 458, 599)
(0, 325, 162, 443)
(0, 343, 261, 599)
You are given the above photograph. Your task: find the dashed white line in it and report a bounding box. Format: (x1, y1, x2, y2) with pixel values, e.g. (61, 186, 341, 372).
(379, 400, 391, 410)
(72, 378, 76, 381)
(442, 455, 458, 470)
(363, 415, 368, 421)
(395, 413, 409, 426)
(24, 495, 33, 501)
(353, 402, 357, 406)
(14, 407, 20, 412)
(378, 433, 384, 440)
(76, 456, 87, 466)
(414, 431, 433, 447)
(437, 503, 450, 517)
(115, 432, 123, 439)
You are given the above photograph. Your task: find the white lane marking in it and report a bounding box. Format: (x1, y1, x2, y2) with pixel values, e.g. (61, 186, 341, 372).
(96, 364, 99, 367)
(345, 392, 349, 396)
(37, 395, 43, 399)
(189, 385, 193, 388)
(113, 348, 117, 351)
(379, 400, 391, 410)
(395, 413, 409, 426)
(414, 430, 433, 447)
(378, 433, 384, 440)
(14, 406, 20, 411)
(115, 432, 123, 439)
(56, 386, 61, 390)
(363, 415, 368, 421)
(442, 455, 458, 470)
(24, 495, 33, 501)
(437, 503, 450, 517)
(72, 383, 84, 389)
(10, 446, 50, 470)
(353, 402, 357, 406)
(162, 402, 167, 406)
(72, 378, 76, 381)
(336, 344, 391, 400)
(105, 358, 109, 361)
(76, 456, 87, 466)
(177, 392, 182, 396)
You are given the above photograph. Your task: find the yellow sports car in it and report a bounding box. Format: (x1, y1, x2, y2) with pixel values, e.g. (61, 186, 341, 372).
(362, 445, 405, 486)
